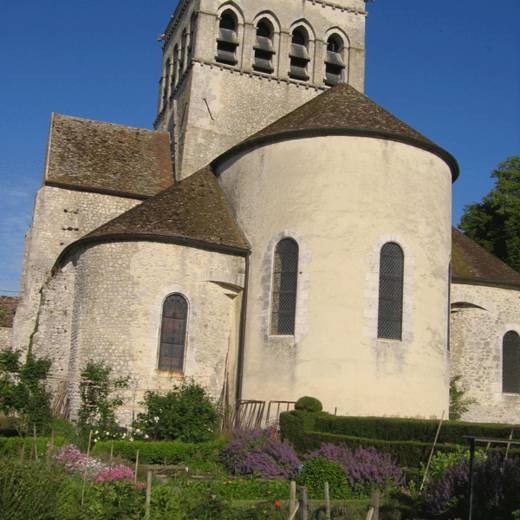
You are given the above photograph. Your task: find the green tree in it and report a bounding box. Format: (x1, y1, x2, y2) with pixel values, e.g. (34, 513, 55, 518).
(459, 156, 520, 271)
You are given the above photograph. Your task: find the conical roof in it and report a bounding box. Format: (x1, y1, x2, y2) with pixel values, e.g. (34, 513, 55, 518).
(452, 228, 520, 289)
(213, 83, 459, 179)
(55, 167, 249, 266)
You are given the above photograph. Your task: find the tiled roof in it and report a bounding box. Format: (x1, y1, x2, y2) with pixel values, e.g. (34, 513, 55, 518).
(452, 228, 520, 289)
(63, 166, 249, 256)
(213, 83, 459, 179)
(0, 296, 19, 328)
(45, 113, 173, 198)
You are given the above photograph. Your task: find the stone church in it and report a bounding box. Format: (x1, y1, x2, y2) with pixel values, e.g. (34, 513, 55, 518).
(4, 0, 520, 426)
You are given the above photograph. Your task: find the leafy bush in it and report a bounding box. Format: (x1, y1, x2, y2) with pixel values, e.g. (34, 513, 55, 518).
(0, 349, 53, 434)
(449, 375, 476, 420)
(133, 381, 218, 442)
(422, 445, 486, 483)
(0, 435, 65, 458)
(423, 453, 520, 519)
(297, 456, 350, 499)
(219, 429, 300, 478)
(295, 396, 323, 413)
(279, 409, 324, 452)
(307, 443, 403, 496)
(78, 361, 129, 441)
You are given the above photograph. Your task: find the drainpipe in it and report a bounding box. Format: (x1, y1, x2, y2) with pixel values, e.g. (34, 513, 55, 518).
(235, 253, 250, 404)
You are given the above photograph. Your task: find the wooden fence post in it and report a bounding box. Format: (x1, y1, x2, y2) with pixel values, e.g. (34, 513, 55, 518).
(144, 470, 152, 520)
(324, 482, 331, 520)
(369, 489, 380, 520)
(300, 486, 308, 520)
(109, 440, 114, 465)
(81, 430, 93, 506)
(134, 450, 140, 483)
(290, 480, 297, 517)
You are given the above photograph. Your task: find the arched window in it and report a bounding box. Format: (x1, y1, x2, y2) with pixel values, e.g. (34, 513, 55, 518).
(503, 331, 520, 393)
(172, 44, 179, 90)
(325, 34, 345, 86)
(180, 29, 187, 72)
(377, 242, 404, 340)
(271, 239, 299, 335)
(216, 10, 239, 65)
(253, 19, 275, 73)
(289, 27, 310, 81)
(162, 59, 171, 108)
(159, 294, 188, 372)
(188, 12, 198, 60)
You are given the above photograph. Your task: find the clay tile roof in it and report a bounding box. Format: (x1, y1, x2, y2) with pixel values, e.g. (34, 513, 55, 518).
(45, 113, 173, 198)
(0, 296, 19, 328)
(452, 228, 520, 289)
(78, 166, 249, 254)
(214, 83, 459, 179)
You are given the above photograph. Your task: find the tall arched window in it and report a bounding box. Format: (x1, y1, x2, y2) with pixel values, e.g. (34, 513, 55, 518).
(253, 19, 275, 73)
(179, 29, 187, 72)
(271, 239, 299, 335)
(172, 44, 179, 90)
(289, 27, 310, 81)
(325, 34, 345, 86)
(216, 10, 239, 65)
(159, 294, 188, 372)
(188, 12, 198, 60)
(377, 242, 404, 340)
(162, 59, 171, 109)
(503, 331, 520, 393)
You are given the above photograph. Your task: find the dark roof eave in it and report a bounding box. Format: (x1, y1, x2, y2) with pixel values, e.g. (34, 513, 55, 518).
(45, 181, 152, 201)
(53, 233, 250, 274)
(452, 276, 520, 292)
(211, 127, 460, 181)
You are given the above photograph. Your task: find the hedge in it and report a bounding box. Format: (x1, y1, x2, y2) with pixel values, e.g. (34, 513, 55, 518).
(312, 414, 519, 445)
(0, 436, 65, 457)
(91, 437, 228, 466)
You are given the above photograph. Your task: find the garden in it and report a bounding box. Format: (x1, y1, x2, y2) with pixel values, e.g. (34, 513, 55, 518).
(1, 349, 520, 519)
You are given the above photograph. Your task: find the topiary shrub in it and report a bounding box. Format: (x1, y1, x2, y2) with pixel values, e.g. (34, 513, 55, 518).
(295, 396, 323, 413)
(297, 456, 350, 499)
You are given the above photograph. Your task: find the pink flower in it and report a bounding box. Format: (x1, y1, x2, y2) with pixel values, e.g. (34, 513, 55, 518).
(94, 465, 135, 484)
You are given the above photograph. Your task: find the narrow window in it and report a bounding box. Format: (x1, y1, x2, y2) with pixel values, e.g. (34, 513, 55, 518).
(216, 10, 239, 65)
(271, 239, 299, 335)
(188, 13, 198, 60)
(172, 44, 179, 90)
(289, 27, 310, 81)
(503, 331, 520, 393)
(325, 34, 345, 86)
(377, 242, 404, 340)
(253, 19, 275, 73)
(180, 29, 187, 72)
(159, 294, 188, 372)
(162, 59, 171, 108)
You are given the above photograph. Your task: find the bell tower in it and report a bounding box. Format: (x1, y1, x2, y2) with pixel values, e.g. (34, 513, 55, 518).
(154, 0, 367, 179)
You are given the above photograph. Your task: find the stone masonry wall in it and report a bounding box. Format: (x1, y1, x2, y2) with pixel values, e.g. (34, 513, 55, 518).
(0, 328, 12, 350)
(450, 283, 520, 424)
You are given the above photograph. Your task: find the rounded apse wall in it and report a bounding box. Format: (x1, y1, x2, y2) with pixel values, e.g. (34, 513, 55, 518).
(216, 135, 453, 418)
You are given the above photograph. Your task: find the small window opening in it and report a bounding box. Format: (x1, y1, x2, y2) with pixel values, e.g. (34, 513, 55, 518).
(188, 13, 197, 60)
(325, 34, 345, 86)
(180, 29, 187, 72)
(503, 331, 520, 393)
(289, 27, 310, 81)
(172, 45, 179, 91)
(162, 59, 171, 108)
(159, 294, 188, 372)
(253, 19, 275, 73)
(216, 10, 239, 65)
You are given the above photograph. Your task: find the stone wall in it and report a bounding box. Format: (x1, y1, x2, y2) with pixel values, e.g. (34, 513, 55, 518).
(218, 135, 453, 418)
(12, 186, 141, 353)
(44, 241, 245, 425)
(450, 283, 520, 424)
(0, 328, 12, 350)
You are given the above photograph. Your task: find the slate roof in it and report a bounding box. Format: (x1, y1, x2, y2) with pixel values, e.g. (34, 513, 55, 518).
(45, 113, 173, 198)
(0, 296, 19, 328)
(58, 167, 249, 260)
(213, 83, 459, 179)
(452, 228, 520, 289)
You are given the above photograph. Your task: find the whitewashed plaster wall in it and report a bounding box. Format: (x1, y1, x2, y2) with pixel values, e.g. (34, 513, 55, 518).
(450, 283, 520, 424)
(217, 135, 453, 418)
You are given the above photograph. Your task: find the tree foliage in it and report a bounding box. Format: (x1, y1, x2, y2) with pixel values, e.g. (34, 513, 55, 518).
(459, 156, 520, 271)
(449, 375, 475, 421)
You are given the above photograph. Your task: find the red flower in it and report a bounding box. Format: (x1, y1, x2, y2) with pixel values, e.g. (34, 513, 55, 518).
(274, 500, 282, 509)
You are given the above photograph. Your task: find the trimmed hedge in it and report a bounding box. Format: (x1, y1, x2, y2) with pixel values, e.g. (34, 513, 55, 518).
(91, 437, 228, 466)
(0, 436, 65, 457)
(313, 414, 519, 445)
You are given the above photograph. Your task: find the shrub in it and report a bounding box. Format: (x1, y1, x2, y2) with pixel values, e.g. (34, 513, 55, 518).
(279, 409, 323, 452)
(449, 375, 476, 420)
(133, 381, 218, 443)
(78, 361, 129, 441)
(422, 445, 486, 483)
(0, 435, 65, 458)
(295, 396, 323, 413)
(307, 443, 403, 496)
(297, 456, 350, 499)
(219, 429, 300, 478)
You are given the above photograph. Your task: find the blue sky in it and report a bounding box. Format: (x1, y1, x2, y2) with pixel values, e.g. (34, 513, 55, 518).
(0, 0, 519, 295)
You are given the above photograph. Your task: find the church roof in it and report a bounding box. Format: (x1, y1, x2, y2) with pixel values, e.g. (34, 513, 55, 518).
(45, 113, 173, 199)
(452, 228, 520, 289)
(213, 83, 459, 180)
(0, 296, 19, 328)
(57, 167, 249, 262)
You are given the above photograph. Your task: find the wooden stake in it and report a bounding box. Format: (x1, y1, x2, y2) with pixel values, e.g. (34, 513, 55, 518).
(324, 481, 331, 520)
(80, 430, 93, 506)
(420, 410, 445, 491)
(289, 480, 297, 516)
(301, 486, 308, 520)
(109, 440, 114, 465)
(47, 430, 55, 466)
(369, 489, 380, 520)
(19, 444, 25, 463)
(144, 470, 152, 520)
(32, 424, 38, 462)
(134, 450, 140, 483)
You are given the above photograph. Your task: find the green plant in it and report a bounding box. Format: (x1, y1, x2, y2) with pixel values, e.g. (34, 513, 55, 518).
(422, 445, 486, 483)
(295, 396, 323, 413)
(297, 456, 350, 499)
(77, 361, 129, 441)
(0, 349, 53, 435)
(0, 435, 65, 458)
(450, 375, 476, 420)
(133, 381, 219, 442)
